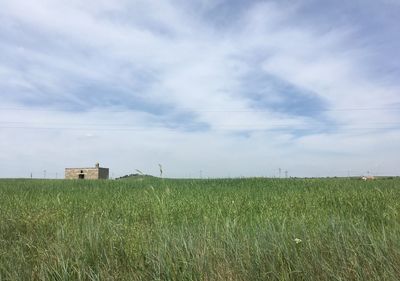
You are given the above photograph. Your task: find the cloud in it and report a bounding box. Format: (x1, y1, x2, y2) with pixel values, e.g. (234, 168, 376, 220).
(0, 0, 399, 177)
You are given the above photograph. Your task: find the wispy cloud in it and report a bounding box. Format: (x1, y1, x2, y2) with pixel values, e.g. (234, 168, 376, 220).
(0, 0, 399, 177)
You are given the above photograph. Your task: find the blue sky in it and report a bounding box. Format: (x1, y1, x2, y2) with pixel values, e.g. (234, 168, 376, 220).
(0, 0, 399, 178)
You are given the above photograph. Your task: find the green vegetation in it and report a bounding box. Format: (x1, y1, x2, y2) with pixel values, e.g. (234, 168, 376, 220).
(1, 178, 400, 280)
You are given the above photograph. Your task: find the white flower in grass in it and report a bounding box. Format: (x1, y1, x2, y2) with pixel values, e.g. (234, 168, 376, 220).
(294, 238, 302, 244)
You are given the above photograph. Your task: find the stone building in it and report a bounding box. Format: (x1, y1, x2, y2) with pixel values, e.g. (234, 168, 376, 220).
(65, 163, 109, 180)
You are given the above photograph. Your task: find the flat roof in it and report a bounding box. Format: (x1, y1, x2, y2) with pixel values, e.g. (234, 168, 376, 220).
(65, 167, 109, 169)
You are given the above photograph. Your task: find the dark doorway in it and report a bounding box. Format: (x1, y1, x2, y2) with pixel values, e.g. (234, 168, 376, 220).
(79, 174, 85, 179)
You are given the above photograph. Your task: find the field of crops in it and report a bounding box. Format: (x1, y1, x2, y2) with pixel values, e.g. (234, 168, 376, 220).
(1, 178, 400, 280)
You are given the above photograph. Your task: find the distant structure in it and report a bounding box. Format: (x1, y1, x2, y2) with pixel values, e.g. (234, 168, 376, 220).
(65, 163, 109, 180)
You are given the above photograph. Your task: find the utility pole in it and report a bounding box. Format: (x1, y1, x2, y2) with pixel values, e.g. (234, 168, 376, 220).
(43, 170, 46, 179)
(159, 164, 163, 178)
(285, 170, 288, 178)
(278, 168, 282, 178)
(200, 170, 203, 179)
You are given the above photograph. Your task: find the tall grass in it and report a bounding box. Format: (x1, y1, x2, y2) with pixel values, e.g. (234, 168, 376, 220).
(0, 178, 400, 280)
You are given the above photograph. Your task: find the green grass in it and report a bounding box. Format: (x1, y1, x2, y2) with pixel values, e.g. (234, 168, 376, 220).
(1, 178, 400, 280)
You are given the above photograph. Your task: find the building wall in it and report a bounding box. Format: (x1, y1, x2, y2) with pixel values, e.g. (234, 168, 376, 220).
(65, 168, 107, 179)
(98, 168, 109, 179)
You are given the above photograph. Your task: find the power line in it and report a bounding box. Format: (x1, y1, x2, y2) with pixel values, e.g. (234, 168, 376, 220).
(0, 125, 400, 132)
(0, 106, 400, 113)
(2, 121, 400, 130)
(2, 121, 400, 126)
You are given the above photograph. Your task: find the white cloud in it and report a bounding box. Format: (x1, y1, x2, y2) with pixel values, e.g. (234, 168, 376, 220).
(0, 0, 399, 177)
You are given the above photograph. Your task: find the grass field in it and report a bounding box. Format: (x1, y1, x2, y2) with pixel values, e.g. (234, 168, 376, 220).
(1, 177, 400, 280)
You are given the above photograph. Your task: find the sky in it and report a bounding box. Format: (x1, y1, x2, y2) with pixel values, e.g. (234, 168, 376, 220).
(0, 0, 400, 178)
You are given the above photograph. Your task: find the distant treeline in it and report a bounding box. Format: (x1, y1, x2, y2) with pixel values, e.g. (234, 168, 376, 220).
(115, 173, 155, 180)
